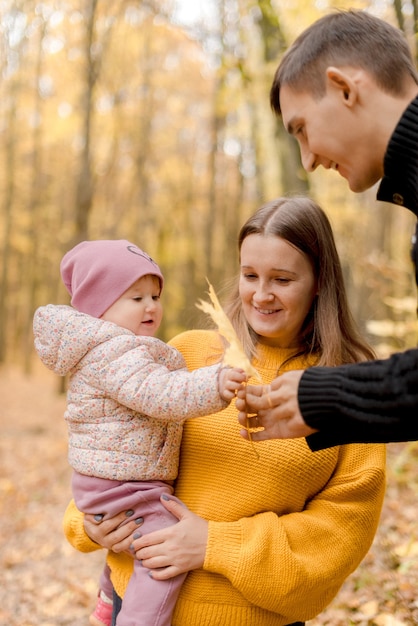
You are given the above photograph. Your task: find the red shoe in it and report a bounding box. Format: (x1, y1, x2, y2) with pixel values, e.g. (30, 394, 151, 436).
(89, 591, 113, 626)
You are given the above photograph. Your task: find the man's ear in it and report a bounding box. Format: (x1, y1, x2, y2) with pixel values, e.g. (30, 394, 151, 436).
(325, 66, 359, 106)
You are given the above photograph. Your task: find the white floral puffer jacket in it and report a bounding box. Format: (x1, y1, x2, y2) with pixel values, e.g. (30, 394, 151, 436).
(33, 305, 226, 481)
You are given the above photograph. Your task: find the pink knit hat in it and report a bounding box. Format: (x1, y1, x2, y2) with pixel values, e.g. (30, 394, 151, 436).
(61, 240, 164, 318)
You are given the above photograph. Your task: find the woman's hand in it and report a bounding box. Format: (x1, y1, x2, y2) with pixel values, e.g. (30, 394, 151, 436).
(236, 371, 317, 440)
(84, 510, 144, 554)
(131, 495, 208, 580)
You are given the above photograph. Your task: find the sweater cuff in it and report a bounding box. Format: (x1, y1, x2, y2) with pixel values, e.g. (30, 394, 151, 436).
(62, 499, 102, 553)
(204, 520, 242, 578)
(298, 366, 342, 429)
(298, 367, 350, 451)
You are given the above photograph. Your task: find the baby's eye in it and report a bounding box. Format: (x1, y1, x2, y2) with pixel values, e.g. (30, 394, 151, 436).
(133, 297, 143, 302)
(152, 295, 160, 301)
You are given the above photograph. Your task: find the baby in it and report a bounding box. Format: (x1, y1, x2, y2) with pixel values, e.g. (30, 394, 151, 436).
(33, 240, 246, 626)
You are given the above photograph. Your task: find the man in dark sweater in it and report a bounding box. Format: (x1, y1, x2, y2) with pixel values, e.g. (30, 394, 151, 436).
(237, 10, 418, 450)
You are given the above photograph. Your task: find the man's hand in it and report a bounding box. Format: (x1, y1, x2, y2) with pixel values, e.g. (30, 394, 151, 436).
(236, 370, 317, 440)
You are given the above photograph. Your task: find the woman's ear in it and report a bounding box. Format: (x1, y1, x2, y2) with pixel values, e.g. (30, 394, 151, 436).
(325, 66, 359, 106)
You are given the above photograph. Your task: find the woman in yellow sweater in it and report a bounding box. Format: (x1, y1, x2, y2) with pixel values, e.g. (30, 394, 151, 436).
(64, 196, 386, 626)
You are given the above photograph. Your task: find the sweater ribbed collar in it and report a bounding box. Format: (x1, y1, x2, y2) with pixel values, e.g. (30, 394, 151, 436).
(252, 343, 316, 377)
(377, 94, 418, 217)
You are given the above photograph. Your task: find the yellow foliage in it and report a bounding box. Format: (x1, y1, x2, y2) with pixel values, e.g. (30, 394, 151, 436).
(196, 281, 260, 379)
(196, 280, 261, 459)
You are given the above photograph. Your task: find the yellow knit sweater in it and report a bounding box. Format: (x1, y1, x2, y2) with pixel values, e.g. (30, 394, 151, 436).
(63, 330, 386, 626)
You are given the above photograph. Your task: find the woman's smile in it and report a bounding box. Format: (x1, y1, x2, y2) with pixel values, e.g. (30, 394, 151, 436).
(253, 305, 280, 315)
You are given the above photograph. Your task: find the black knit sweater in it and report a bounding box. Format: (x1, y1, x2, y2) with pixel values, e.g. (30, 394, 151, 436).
(304, 96, 418, 450)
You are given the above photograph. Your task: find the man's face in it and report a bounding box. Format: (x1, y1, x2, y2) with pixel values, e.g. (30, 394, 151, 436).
(279, 82, 384, 193)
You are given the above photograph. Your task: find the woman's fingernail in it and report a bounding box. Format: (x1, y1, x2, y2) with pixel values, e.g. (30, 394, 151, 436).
(94, 514, 104, 522)
(133, 532, 142, 540)
(161, 494, 170, 501)
(125, 509, 134, 517)
(135, 517, 143, 525)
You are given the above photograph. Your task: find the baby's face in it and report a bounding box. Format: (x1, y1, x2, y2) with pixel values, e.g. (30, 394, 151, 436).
(101, 274, 163, 336)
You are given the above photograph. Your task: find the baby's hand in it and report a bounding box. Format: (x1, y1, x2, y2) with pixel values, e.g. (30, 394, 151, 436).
(218, 367, 247, 401)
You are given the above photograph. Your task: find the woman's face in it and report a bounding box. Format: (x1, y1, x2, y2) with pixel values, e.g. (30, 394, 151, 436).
(239, 234, 318, 349)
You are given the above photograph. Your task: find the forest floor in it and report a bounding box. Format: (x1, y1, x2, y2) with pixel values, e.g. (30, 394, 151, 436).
(1, 366, 418, 626)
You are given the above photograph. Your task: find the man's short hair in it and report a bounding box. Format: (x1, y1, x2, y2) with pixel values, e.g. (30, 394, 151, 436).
(271, 10, 418, 114)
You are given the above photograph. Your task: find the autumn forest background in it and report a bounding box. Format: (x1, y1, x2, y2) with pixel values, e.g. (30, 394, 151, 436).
(1, 0, 417, 365)
(1, 0, 418, 624)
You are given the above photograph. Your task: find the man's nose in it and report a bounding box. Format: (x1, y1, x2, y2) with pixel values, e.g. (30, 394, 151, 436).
(300, 146, 317, 172)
